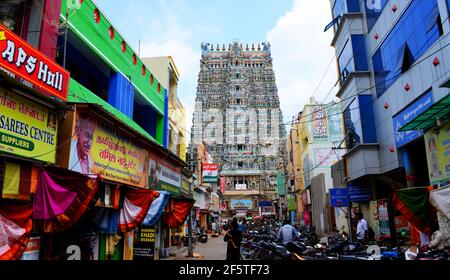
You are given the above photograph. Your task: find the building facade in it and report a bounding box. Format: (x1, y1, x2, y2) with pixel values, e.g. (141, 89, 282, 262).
(328, 0, 449, 242)
(143, 56, 187, 161)
(287, 99, 346, 235)
(188, 41, 286, 220)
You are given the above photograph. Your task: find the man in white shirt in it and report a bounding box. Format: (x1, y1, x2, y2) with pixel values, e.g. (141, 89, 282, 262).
(356, 212, 368, 245)
(277, 220, 300, 245)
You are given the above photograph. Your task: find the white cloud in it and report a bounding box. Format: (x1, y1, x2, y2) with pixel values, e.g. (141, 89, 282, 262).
(267, 0, 338, 126)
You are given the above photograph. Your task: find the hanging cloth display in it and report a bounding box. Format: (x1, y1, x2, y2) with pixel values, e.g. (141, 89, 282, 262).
(33, 169, 99, 232)
(92, 207, 120, 234)
(162, 197, 194, 229)
(0, 202, 33, 260)
(142, 191, 169, 226)
(119, 189, 159, 232)
(429, 187, 450, 220)
(392, 188, 437, 234)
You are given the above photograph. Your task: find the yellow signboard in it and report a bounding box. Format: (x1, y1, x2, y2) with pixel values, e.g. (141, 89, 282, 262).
(425, 122, 450, 184)
(69, 110, 149, 188)
(0, 88, 57, 163)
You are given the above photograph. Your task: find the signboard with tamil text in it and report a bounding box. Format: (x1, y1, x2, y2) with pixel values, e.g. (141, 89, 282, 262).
(202, 163, 218, 183)
(330, 188, 349, 207)
(68, 110, 149, 188)
(0, 88, 58, 163)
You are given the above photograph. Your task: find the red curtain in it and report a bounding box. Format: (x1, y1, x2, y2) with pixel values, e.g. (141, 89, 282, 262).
(162, 198, 194, 229)
(119, 189, 159, 232)
(0, 202, 33, 260)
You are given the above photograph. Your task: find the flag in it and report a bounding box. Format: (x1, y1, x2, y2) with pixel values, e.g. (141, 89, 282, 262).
(392, 188, 437, 234)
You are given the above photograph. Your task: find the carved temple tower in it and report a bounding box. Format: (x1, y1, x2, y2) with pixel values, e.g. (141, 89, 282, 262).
(188, 41, 286, 219)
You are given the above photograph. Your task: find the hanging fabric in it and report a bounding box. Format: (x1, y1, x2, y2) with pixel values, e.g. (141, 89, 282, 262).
(142, 191, 169, 226)
(118, 189, 159, 232)
(33, 169, 99, 232)
(392, 188, 437, 234)
(0, 202, 33, 260)
(429, 187, 450, 220)
(162, 197, 194, 229)
(92, 207, 120, 234)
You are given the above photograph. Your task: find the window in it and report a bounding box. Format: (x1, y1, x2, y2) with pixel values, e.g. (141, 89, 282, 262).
(238, 145, 244, 151)
(236, 85, 240, 91)
(238, 162, 243, 168)
(365, 0, 388, 31)
(343, 99, 362, 150)
(343, 95, 376, 150)
(338, 35, 368, 84)
(332, 0, 360, 30)
(373, 0, 442, 97)
(448, 0, 450, 13)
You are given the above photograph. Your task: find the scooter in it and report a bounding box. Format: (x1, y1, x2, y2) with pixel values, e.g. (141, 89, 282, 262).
(199, 228, 208, 243)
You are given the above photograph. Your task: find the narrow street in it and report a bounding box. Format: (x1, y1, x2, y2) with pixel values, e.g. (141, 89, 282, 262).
(169, 235, 227, 260)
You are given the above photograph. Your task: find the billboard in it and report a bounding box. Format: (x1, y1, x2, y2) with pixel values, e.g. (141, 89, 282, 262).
(202, 163, 218, 183)
(0, 24, 69, 101)
(231, 199, 252, 210)
(424, 122, 450, 185)
(68, 111, 149, 188)
(0, 89, 58, 163)
(149, 155, 181, 194)
(277, 171, 285, 196)
(311, 106, 328, 141)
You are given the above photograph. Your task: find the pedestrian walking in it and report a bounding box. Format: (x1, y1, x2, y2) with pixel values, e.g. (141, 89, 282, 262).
(224, 218, 242, 261)
(277, 219, 300, 245)
(356, 212, 368, 245)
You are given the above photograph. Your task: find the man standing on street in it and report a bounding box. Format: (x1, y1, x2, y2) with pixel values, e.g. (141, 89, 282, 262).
(356, 212, 368, 245)
(277, 220, 300, 245)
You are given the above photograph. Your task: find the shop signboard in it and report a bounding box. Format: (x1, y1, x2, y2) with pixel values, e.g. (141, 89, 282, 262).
(20, 236, 41, 260)
(235, 183, 247, 190)
(348, 183, 372, 202)
(287, 197, 296, 211)
(330, 188, 349, 207)
(328, 104, 344, 140)
(311, 105, 329, 142)
(424, 121, 450, 185)
(0, 89, 58, 163)
(133, 226, 156, 260)
(393, 91, 433, 147)
(231, 199, 252, 210)
(277, 171, 285, 196)
(0, 24, 69, 101)
(149, 155, 181, 194)
(181, 178, 190, 195)
(68, 111, 149, 188)
(202, 163, 218, 183)
(377, 199, 391, 238)
(211, 193, 220, 211)
(219, 177, 226, 194)
(258, 201, 273, 207)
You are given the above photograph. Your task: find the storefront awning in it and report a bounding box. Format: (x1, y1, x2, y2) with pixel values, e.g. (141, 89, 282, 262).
(399, 93, 450, 132)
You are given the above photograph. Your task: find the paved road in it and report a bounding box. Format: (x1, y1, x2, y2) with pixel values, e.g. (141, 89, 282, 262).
(169, 234, 227, 260)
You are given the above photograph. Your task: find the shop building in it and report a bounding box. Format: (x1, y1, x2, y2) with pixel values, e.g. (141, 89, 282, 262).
(327, 0, 450, 242)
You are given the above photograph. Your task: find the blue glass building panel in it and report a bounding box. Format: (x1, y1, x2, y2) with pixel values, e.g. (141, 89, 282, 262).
(352, 35, 368, 71)
(108, 72, 134, 118)
(365, 0, 388, 31)
(344, 98, 362, 150)
(358, 95, 377, 143)
(372, 0, 441, 97)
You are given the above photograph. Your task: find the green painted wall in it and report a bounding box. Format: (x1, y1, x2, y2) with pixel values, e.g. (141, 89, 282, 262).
(61, 0, 165, 115)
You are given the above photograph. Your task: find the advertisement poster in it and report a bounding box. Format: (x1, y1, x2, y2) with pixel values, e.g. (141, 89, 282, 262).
(370, 200, 381, 240)
(424, 122, 450, 184)
(20, 236, 41, 260)
(0, 89, 58, 163)
(149, 156, 181, 194)
(68, 111, 149, 188)
(133, 226, 156, 260)
(202, 163, 218, 183)
(378, 200, 391, 238)
(311, 106, 328, 141)
(231, 199, 252, 210)
(314, 148, 338, 168)
(181, 179, 190, 194)
(0, 24, 69, 100)
(303, 153, 311, 187)
(276, 171, 285, 196)
(327, 104, 344, 140)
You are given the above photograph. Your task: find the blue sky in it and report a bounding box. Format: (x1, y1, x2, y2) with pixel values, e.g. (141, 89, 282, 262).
(95, 0, 336, 137)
